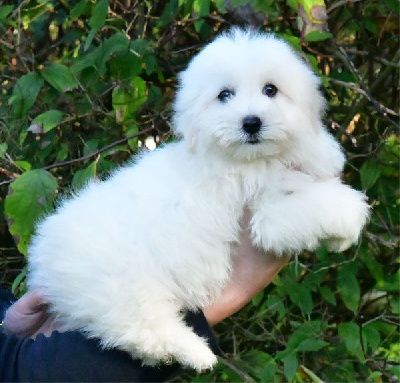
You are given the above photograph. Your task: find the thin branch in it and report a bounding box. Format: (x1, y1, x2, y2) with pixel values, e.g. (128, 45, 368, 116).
(43, 126, 155, 171)
(328, 78, 400, 117)
(326, 118, 357, 147)
(344, 48, 400, 68)
(333, 43, 400, 129)
(218, 357, 255, 382)
(0, 167, 20, 179)
(327, 0, 362, 13)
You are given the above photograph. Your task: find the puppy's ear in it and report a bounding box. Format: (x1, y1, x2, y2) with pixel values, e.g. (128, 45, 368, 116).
(172, 72, 202, 153)
(172, 109, 200, 154)
(291, 78, 346, 179)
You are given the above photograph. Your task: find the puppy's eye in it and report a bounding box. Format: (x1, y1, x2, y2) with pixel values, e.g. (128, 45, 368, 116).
(218, 89, 234, 102)
(263, 84, 278, 97)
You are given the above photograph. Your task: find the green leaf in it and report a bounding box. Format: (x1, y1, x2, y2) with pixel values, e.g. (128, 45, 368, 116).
(286, 0, 299, 10)
(319, 285, 336, 306)
(70, 0, 88, 19)
(287, 321, 328, 350)
(112, 77, 147, 122)
(288, 282, 313, 315)
(360, 250, 384, 283)
(72, 33, 130, 75)
(14, 161, 31, 172)
(338, 322, 365, 363)
(362, 323, 381, 352)
(283, 353, 298, 382)
(297, 339, 329, 352)
(71, 160, 99, 192)
(32, 109, 63, 133)
(42, 64, 78, 92)
(0, 5, 14, 20)
(85, 0, 109, 50)
(0, 142, 8, 158)
(375, 270, 400, 292)
(305, 31, 332, 42)
(5, 169, 58, 255)
(157, 0, 180, 27)
(193, 0, 210, 32)
(251, 290, 264, 306)
(89, 0, 108, 30)
(244, 350, 277, 382)
(337, 263, 360, 313)
(109, 50, 143, 80)
(0, 5, 16, 26)
(8, 72, 44, 118)
(360, 160, 381, 191)
(11, 268, 27, 295)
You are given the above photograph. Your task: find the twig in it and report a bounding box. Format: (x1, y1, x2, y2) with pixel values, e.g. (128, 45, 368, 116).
(344, 48, 400, 68)
(218, 357, 255, 382)
(0, 167, 20, 179)
(326, 118, 357, 147)
(333, 43, 400, 129)
(328, 78, 400, 117)
(43, 126, 155, 170)
(327, 0, 362, 13)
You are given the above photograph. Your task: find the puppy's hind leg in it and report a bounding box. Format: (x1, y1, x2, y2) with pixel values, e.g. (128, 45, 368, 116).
(134, 301, 217, 371)
(97, 297, 217, 372)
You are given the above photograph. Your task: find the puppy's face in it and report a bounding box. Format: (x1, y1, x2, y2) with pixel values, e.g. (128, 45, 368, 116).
(173, 29, 331, 166)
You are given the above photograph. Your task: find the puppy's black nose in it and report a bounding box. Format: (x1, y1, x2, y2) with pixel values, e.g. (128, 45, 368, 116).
(242, 116, 262, 134)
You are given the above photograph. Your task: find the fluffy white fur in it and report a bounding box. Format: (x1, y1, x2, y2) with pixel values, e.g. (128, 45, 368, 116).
(28, 28, 369, 371)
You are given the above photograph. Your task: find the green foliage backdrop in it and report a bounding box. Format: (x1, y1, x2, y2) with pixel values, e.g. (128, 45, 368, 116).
(0, 0, 399, 381)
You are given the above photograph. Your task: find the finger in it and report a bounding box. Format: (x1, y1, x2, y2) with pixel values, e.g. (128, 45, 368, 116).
(2, 289, 49, 337)
(11, 289, 48, 315)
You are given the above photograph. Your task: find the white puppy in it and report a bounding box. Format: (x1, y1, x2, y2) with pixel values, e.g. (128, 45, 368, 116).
(28, 28, 369, 371)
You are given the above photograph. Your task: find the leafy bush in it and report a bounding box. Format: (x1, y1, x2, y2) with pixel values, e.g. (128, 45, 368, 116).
(0, 0, 398, 381)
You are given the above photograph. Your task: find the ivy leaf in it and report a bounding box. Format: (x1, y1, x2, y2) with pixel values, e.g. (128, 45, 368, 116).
(338, 322, 365, 363)
(42, 63, 78, 92)
(5, 170, 58, 255)
(8, 72, 44, 118)
(32, 109, 63, 133)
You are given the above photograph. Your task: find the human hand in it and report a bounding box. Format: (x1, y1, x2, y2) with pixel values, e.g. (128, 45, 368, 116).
(3, 289, 60, 338)
(203, 208, 289, 325)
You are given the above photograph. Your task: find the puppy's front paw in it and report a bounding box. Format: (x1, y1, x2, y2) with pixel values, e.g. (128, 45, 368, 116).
(186, 346, 218, 372)
(174, 338, 217, 372)
(321, 188, 369, 251)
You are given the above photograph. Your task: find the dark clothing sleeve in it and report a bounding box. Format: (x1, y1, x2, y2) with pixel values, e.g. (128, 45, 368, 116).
(0, 310, 221, 382)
